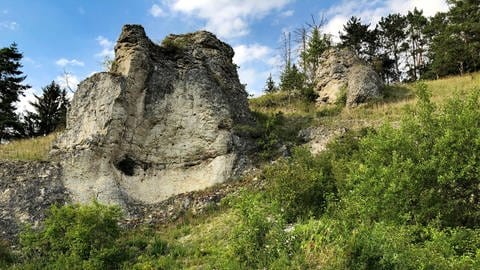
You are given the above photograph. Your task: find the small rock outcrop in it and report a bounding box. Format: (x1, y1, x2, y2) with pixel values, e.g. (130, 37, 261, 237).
(52, 25, 252, 206)
(315, 48, 383, 107)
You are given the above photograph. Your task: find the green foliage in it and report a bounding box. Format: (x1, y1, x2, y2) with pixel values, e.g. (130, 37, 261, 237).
(19, 202, 125, 269)
(341, 83, 480, 227)
(0, 43, 30, 141)
(340, 16, 375, 59)
(235, 108, 313, 162)
(378, 13, 407, 82)
(264, 147, 337, 222)
(24, 81, 69, 136)
(161, 36, 188, 54)
(300, 27, 332, 83)
(427, 1, 480, 78)
(229, 191, 301, 269)
(279, 64, 305, 93)
(263, 73, 277, 93)
(296, 219, 480, 269)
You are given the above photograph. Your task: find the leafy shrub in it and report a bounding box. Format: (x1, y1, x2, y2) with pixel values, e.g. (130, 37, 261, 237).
(264, 147, 337, 222)
(296, 219, 480, 269)
(229, 191, 300, 269)
(341, 84, 480, 227)
(19, 202, 125, 269)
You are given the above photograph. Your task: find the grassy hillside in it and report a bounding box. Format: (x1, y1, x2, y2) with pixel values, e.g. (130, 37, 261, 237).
(250, 72, 480, 129)
(2, 73, 480, 269)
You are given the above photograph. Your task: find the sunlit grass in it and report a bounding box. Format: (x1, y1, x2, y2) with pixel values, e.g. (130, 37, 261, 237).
(0, 132, 58, 161)
(249, 72, 480, 130)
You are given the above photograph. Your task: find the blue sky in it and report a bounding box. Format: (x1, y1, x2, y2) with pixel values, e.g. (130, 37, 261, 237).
(0, 0, 448, 112)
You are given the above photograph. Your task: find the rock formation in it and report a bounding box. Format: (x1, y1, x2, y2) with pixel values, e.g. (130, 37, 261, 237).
(0, 161, 67, 243)
(315, 48, 383, 107)
(51, 25, 252, 206)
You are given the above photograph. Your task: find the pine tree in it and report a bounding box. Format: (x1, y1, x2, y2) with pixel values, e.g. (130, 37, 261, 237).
(25, 81, 69, 136)
(280, 64, 304, 93)
(340, 16, 371, 57)
(301, 27, 331, 83)
(263, 74, 277, 94)
(405, 8, 428, 81)
(0, 43, 30, 141)
(424, 1, 480, 78)
(378, 13, 407, 81)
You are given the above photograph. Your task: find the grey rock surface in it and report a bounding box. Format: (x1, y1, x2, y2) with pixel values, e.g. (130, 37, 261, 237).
(298, 126, 347, 154)
(52, 25, 252, 206)
(315, 48, 383, 107)
(0, 161, 68, 244)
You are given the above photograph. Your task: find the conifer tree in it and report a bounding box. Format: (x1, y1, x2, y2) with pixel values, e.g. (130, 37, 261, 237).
(0, 43, 30, 140)
(25, 81, 69, 136)
(340, 16, 371, 57)
(378, 13, 407, 81)
(264, 74, 277, 94)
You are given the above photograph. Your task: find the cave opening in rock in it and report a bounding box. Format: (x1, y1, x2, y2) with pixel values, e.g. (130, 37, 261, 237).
(115, 156, 136, 176)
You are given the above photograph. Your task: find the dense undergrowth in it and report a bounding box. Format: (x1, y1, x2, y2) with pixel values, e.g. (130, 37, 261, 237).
(3, 82, 480, 269)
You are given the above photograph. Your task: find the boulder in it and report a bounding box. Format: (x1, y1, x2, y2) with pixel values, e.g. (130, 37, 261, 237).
(52, 25, 252, 206)
(315, 48, 383, 107)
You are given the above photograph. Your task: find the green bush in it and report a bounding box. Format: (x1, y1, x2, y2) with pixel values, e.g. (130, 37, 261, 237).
(229, 191, 301, 269)
(340, 84, 480, 227)
(19, 202, 125, 269)
(264, 147, 337, 222)
(295, 219, 480, 269)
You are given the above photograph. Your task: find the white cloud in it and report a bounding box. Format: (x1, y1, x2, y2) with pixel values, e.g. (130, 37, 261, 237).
(238, 68, 271, 95)
(166, 0, 292, 38)
(95, 36, 114, 59)
(15, 89, 37, 114)
(233, 44, 272, 66)
(23, 57, 42, 68)
(388, 0, 449, 17)
(323, 0, 449, 42)
(233, 43, 280, 95)
(280, 9, 294, 17)
(150, 4, 166, 17)
(56, 73, 80, 92)
(0, 21, 18, 30)
(55, 58, 85, 67)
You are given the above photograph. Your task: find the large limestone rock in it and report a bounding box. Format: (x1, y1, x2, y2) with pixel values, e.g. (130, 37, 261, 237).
(52, 25, 251, 205)
(315, 48, 383, 107)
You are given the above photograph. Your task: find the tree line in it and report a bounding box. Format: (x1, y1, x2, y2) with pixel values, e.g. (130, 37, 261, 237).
(266, 0, 480, 93)
(0, 43, 69, 142)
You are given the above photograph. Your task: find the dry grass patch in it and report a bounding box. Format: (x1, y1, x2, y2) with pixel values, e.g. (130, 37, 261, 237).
(0, 132, 58, 161)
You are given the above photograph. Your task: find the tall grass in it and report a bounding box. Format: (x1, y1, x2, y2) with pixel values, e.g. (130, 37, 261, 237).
(0, 132, 58, 161)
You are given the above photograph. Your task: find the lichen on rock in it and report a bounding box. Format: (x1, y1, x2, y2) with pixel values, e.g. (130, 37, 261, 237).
(51, 25, 252, 206)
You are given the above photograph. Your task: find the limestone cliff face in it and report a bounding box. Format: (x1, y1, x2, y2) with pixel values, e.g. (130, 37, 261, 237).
(52, 25, 251, 205)
(315, 48, 383, 107)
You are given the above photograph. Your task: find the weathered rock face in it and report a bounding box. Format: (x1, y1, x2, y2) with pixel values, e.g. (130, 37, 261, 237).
(0, 161, 68, 244)
(315, 48, 383, 107)
(52, 25, 251, 206)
